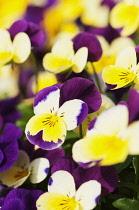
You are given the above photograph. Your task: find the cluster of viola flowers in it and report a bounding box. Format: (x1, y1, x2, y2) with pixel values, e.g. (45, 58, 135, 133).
(1, 0, 139, 209)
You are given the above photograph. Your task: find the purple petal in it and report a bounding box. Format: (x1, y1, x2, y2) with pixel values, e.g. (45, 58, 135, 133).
(27, 131, 63, 150)
(8, 20, 28, 39)
(1, 123, 22, 142)
(51, 156, 78, 174)
(24, 6, 44, 24)
(2, 198, 22, 210)
(59, 77, 102, 113)
(88, 118, 97, 131)
(72, 32, 102, 62)
(101, 0, 116, 9)
(127, 89, 139, 123)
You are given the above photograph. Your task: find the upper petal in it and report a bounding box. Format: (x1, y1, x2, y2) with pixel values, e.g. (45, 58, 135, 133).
(57, 99, 88, 130)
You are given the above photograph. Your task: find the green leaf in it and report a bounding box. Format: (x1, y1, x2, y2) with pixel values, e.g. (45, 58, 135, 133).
(114, 156, 133, 173)
(113, 198, 139, 210)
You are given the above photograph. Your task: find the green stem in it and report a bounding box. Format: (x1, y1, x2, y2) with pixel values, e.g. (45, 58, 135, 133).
(65, 70, 72, 80)
(30, 51, 39, 93)
(79, 124, 83, 139)
(91, 63, 102, 93)
(133, 156, 139, 199)
(118, 182, 139, 192)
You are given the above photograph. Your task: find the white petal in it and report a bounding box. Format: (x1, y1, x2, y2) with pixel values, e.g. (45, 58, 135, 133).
(72, 47, 88, 73)
(75, 180, 101, 210)
(93, 104, 129, 136)
(34, 86, 60, 115)
(126, 121, 139, 154)
(29, 158, 50, 183)
(14, 150, 30, 169)
(48, 170, 76, 197)
(52, 38, 74, 59)
(57, 99, 88, 130)
(13, 32, 31, 63)
(0, 29, 12, 52)
(116, 46, 136, 69)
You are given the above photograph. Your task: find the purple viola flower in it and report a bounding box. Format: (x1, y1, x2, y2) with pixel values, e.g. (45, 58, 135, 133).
(72, 32, 102, 62)
(25, 78, 101, 150)
(1, 188, 42, 210)
(51, 156, 118, 195)
(8, 20, 46, 48)
(0, 123, 22, 172)
(0, 95, 21, 126)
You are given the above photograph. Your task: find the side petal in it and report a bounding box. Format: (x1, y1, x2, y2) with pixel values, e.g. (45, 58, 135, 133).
(34, 86, 60, 115)
(0, 29, 12, 52)
(115, 47, 137, 69)
(102, 65, 135, 89)
(13, 32, 31, 63)
(75, 180, 101, 210)
(72, 47, 88, 73)
(48, 170, 76, 197)
(25, 114, 67, 150)
(14, 150, 30, 169)
(43, 53, 73, 73)
(29, 158, 50, 183)
(57, 99, 88, 130)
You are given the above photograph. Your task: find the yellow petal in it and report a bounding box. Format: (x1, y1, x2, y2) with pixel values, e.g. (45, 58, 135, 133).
(13, 32, 31, 63)
(102, 65, 135, 89)
(36, 192, 79, 210)
(25, 114, 66, 143)
(110, 2, 139, 36)
(43, 53, 73, 73)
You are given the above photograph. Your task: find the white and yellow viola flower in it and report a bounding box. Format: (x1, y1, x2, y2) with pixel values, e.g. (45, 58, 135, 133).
(43, 37, 88, 74)
(102, 46, 139, 89)
(0, 150, 50, 188)
(93, 36, 135, 73)
(74, 94, 115, 136)
(110, 0, 139, 36)
(36, 170, 101, 210)
(73, 104, 139, 166)
(25, 85, 88, 150)
(0, 29, 31, 67)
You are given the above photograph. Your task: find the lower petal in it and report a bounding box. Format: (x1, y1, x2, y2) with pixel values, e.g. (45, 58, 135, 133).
(25, 114, 67, 150)
(36, 192, 79, 210)
(102, 65, 135, 89)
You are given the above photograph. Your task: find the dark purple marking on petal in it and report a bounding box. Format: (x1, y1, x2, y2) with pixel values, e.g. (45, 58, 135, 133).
(48, 177, 53, 186)
(72, 32, 102, 62)
(95, 195, 100, 204)
(77, 103, 88, 126)
(77, 161, 93, 168)
(60, 77, 102, 113)
(106, 83, 117, 89)
(27, 131, 63, 150)
(88, 118, 97, 131)
(101, 0, 116, 10)
(34, 86, 59, 107)
(44, 167, 49, 174)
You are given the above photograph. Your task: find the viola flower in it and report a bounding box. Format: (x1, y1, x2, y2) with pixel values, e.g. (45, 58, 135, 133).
(51, 156, 118, 195)
(25, 78, 101, 150)
(102, 46, 139, 89)
(93, 36, 135, 73)
(36, 170, 101, 210)
(0, 188, 42, 210)
(110, 0, 139, 36)
(0, 150, 50, 188)
(73, 104, 139, 166)
(0, 123, 22, 172)
(0, 29, 31, 67)
(43, 37, 88, 74)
